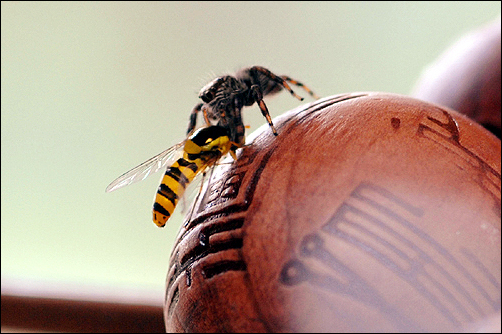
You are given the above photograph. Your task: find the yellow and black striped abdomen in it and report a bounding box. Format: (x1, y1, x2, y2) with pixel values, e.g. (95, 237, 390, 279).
(153, 157, 205, 227)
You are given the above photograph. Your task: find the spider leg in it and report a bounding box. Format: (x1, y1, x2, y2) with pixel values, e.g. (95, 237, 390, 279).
(251, 66, 304, 101)
(250, 85, 278, 136)
(230, 96, 246, 147)
(202, 105, 211, 126)
(188, 103, 203, 135)
(281, 75, 320, 100)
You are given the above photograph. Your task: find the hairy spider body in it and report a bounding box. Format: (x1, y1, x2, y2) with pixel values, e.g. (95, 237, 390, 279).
(188, 66, 318, 149)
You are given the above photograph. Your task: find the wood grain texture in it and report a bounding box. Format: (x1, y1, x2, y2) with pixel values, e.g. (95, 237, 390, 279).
(164, 93, 501, 332)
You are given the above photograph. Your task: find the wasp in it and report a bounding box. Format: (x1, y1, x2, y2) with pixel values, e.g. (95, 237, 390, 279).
(106, 125, 236, 227)
(188, 66, 319, 150)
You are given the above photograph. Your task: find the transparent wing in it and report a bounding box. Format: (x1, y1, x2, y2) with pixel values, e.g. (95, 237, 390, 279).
(178, 169, 205, 215)
(178, 163, 215, 223)
(180, 153, 234, 224)
(105, 142, 185, 193)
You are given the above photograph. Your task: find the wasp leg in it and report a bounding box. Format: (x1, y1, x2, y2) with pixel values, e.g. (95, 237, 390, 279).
(281, 75, 320, 100)
(229, 132, 245, 159)
(229, 146, 239, 160)
(188, 103, 203, 135)
(250, 85, 278, 136)
(251, 66, 304, 101)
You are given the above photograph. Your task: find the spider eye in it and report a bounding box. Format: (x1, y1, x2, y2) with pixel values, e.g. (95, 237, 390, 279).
(200, 90, 214, 103)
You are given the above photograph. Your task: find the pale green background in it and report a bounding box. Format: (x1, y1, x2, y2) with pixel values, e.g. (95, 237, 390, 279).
(2, 2, 500, 305)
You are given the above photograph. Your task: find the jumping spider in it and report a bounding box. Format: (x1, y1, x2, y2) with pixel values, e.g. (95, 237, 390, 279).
(187, 66, 319, 150)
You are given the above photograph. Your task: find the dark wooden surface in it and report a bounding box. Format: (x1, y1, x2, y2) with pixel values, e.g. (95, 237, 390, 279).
(1, 294, 165, 333)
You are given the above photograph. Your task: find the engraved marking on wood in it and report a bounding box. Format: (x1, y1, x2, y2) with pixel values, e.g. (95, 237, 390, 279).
(417, 107, 501, 217)
(281, 182, 500, 329)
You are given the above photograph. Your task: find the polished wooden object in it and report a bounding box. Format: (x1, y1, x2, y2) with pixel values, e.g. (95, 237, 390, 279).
(413, 18, 501, 138)
(165, 93, 501, 332)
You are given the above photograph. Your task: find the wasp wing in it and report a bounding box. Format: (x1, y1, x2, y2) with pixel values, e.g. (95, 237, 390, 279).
(179, 152, 234, 224)
(105, 142, 185, 193)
